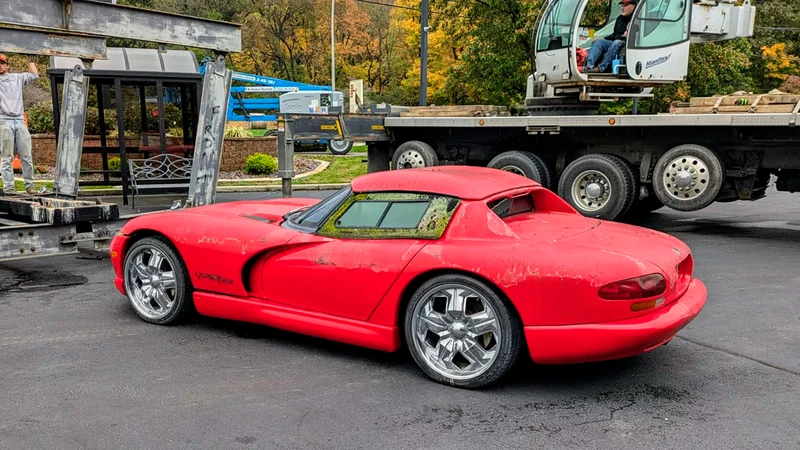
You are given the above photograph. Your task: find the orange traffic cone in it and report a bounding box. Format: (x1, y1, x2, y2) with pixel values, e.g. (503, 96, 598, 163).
(13, 154, 21, 171)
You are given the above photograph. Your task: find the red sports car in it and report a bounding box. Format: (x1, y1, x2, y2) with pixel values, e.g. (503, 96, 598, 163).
(109, 166, 706, 388)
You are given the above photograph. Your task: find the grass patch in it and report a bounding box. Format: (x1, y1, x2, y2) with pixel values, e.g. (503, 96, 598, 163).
(193, 155, 366, 187)
(296, 155, 366, 184)
(13, 180, 53, 191)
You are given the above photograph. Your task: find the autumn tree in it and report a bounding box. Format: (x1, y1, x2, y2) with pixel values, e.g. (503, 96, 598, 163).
(762, 43, 800, 88)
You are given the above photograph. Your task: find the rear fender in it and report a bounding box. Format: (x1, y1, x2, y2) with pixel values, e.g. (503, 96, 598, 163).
(368, 239, 670, 328)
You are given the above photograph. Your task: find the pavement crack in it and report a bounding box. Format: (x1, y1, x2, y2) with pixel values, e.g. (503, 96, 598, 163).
(676, 336, 800, 377)
(574, 396, 636, 427)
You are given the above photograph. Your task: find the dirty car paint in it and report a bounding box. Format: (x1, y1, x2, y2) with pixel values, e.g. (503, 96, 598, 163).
(110, 166, 706, 366)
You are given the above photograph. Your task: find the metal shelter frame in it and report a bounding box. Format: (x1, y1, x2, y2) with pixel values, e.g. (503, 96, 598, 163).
(1, 0, 238, 263)
(46, 48, 205, 206)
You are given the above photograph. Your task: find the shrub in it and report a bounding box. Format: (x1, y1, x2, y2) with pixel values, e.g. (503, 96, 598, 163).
(26, 101, 118, 135)
(108, 157, 121, 171)
(244, 153, 278, 175)
(27, 101, 55, 134)
(225, 125, 253, 138)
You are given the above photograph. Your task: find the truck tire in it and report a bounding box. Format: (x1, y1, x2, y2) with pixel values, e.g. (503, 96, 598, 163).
(327, 139, 353, 155)
(392, 141, 439, 169)
(487, 151, 553, 190)
(652, 144, 724, 212)
(557, 154, 636, 221)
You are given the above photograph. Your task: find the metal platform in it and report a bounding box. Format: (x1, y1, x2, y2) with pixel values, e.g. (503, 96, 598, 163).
(0, 196, 129, 262)
(0, 196, 119, 226)
(383, 111, 800, 129)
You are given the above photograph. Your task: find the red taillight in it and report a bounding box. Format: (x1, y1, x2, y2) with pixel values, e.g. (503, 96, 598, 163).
(598, 274, 667, 300)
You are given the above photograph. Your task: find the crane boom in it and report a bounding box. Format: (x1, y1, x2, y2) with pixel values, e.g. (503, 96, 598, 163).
(690, 0, 756, 43)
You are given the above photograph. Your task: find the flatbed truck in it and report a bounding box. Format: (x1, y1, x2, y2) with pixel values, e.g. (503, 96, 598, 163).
(279, 0, 800, 222)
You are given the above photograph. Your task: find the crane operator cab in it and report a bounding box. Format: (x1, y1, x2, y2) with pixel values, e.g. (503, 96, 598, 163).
(527, 0, 755, 111)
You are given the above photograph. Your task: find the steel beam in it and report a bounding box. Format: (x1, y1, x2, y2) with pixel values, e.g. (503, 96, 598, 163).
(185, 56, 232, 208)
(0, 197, 119, 225)
(0, 0, 241, 53)
(52, 65, 90, 198)
(0, 25, 106, 60)
(277, 115, 295, 198)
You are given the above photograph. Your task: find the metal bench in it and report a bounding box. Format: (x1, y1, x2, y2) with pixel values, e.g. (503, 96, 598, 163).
(128, 154, 193, 208)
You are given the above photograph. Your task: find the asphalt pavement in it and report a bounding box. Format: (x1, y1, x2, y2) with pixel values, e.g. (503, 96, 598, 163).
(0, 187, 798, 449)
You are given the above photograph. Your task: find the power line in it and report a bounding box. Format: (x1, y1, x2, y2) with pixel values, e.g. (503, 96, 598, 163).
(353, 0, 420, 12)
(352, 0, 468, 17)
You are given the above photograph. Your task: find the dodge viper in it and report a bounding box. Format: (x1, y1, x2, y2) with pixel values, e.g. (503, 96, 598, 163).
(109, 165, 706, 388)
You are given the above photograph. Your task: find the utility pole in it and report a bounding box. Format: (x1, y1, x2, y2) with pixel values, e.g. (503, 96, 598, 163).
(420, 0, 428, 106)
(331, 0, 336, 91)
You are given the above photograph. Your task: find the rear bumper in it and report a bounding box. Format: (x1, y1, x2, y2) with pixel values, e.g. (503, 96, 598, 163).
(525, 278, 707, 365)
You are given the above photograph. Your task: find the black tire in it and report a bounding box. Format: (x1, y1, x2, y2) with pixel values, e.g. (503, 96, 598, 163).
(392, 140, 439, 169)
(602, 154, 638, 217)
(557, 154, 637, 221)
(652, 144, 724, 212)
(122, 236, 194, 325)
(487, 150, 553, 190)
(404, 274, 522, 389)
(327, 139, 353, 155)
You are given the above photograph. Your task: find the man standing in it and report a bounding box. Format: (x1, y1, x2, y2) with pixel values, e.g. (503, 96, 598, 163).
(584, 0, 637, 73)
(0, 54, 39, 195)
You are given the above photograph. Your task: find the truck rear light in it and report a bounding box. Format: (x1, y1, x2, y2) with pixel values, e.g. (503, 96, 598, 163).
(599, 274, 667, 300)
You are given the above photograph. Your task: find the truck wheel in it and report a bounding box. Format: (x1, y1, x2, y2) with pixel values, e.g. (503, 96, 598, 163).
(392, 141, 439, 169)
(487, 151, 553, 190)
(327, 139, 353, 155)
(558, 154, 636, 221)
(652, 144, 724, 212)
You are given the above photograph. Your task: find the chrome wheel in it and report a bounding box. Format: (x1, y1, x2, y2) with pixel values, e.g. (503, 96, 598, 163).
(410, 285, 502, 380)
(125, 245, 178, 321)
(571, 169, 612, 212)
(396, 149, 427, 169)
(661, 155, 710, 201)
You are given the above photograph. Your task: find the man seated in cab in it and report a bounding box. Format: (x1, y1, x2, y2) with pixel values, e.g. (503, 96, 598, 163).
(583, 0, 636, 73)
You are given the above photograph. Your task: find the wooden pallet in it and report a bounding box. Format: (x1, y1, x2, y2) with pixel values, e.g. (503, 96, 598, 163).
(673, 92, 800, 114)
(398, 105, 509, 117)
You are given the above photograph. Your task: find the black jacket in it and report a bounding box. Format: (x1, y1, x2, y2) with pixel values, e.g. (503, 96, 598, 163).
(605, 14, 632, 41)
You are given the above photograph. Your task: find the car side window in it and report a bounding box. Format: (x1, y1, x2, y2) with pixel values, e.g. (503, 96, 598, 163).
(379, 202, 430, 228)
(336, 201, 392, 228)
(317, 193, 460, 239)
(285, 186, 353, 232)
(335, 200, 431, 229)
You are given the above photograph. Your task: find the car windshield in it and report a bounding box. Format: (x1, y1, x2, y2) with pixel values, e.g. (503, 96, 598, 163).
(289, 186, 352, 229)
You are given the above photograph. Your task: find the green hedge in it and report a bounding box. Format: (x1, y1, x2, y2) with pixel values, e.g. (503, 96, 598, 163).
(244, 154, 278, 175)
(26, 101, 183, 136)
